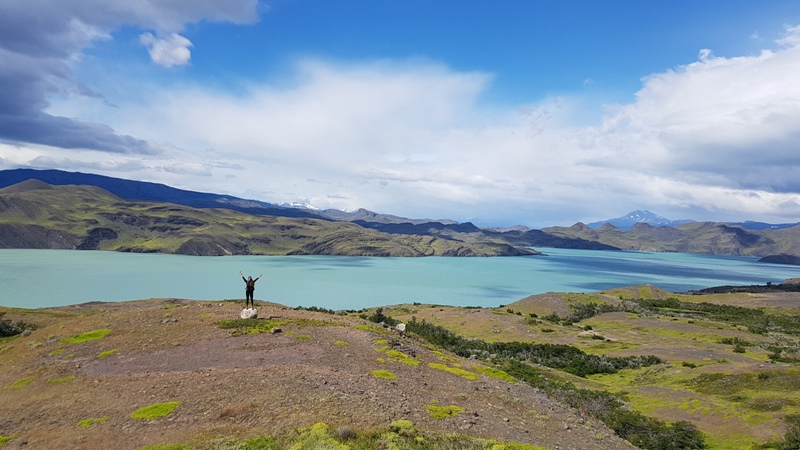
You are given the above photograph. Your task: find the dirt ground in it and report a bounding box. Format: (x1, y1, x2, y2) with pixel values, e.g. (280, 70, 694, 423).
(0, 299, 634, 450)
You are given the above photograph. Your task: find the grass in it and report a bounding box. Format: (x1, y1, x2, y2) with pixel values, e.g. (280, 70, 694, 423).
(59, 328, 111, 344)
(371, 369, 397, 380)
(428, 363, 480, 380)
(217, 317, 339, 336)
(205, 420, 549, 450)
(97, 349, 117, 358)
(140, 445, 193, 450)
(472, 365, 517, 383)
(77, 417, 109, 429)
(10, 377, 35, 389)
(48, 376, 75, 383)
(383, 348, 421, 366)
(0, 435, 17, 447)
(130, 401, 182, 420)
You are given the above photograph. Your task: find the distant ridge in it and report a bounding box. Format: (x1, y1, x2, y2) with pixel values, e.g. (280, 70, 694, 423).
(0, 169, 438, 225)
(0, 168, 325, 220)
(587, 210, 695, 230)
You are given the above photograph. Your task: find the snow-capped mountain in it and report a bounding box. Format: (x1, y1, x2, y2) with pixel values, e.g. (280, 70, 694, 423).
(587, 210, 695, 230)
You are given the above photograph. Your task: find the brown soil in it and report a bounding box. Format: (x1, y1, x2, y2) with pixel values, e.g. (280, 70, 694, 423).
(0, 299, 633, 450)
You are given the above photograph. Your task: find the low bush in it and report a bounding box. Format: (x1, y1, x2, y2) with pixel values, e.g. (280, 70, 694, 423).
(0, 313, 37, 338)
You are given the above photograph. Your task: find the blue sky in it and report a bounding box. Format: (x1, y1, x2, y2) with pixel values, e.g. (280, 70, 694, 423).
(1, 1, 800, 227)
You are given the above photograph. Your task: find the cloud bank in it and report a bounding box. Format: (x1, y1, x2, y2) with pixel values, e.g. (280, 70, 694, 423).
(1, 4, 799, 226)
(0, 0, 259, 154)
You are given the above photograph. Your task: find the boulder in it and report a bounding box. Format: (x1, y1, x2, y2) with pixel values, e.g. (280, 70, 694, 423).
(240, 308, 258, 319)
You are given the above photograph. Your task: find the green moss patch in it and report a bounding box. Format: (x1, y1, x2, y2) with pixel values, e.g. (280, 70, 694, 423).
(334, 340, 349, 346)
(10, 377, 35, 389)
(217, 317, 340, 336)
(140, 445, 193, 450)
(472, 365, 517, 383)
(48, 376, 75, 383)
(0, 435, 17, 447)
(130, 401, 181, 420)
(425, 403, 465, 419)
(59, 328, 111, 344)
(428, 363, 480, 380)
(78, 416, 109, 428)
(97, 349, 118, 358)
(382, 348, 421, 366)
(371, 369, 397, 380)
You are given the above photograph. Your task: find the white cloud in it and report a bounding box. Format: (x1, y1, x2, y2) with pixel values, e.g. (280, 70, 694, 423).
(7, 20, 800, 227)
(139, 32, 193, 67)
(0, 0, 259, 153)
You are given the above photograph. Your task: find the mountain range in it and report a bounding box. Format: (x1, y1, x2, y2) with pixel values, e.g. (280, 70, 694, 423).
(587, 209, 799, 231)
(1, 168, 799, 262)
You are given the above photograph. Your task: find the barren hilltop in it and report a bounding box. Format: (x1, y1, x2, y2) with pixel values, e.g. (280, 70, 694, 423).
(4, 283, 800, 449)
(1, 299, 628, 450)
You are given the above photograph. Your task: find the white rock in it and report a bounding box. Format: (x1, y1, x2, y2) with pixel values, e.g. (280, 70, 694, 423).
(240, 308, 258, 319)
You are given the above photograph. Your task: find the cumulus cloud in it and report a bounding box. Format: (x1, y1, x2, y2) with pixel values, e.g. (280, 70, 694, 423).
(159, 26, 800, 225)
(3, 7, 800, 227)
(598, 24, 800, 192)
(0, 0, 259, 153)
(139, 33, 193, 67)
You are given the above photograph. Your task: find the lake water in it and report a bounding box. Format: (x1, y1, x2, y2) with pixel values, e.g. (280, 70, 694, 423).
(2, 248, 799, 310)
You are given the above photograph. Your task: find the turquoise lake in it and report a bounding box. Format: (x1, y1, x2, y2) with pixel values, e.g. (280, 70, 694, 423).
(2, 248, 800, 310)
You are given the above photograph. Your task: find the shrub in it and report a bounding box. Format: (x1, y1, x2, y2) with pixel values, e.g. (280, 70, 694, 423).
(295, 305, 336, 314)
(407, 318, 661, 377)
(500, 360, 706, 450)
(0, 315, 36, 338)
(291, 423, 349, 450)
(425, 403, 465, 419)
(366, 308, 398, 326)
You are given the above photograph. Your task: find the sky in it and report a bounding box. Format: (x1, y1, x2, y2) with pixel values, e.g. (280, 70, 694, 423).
(1, 1, 800, 228)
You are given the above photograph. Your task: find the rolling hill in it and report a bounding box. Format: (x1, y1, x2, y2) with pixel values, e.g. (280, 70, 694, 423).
(2, 168, 799, 262)
(0, 180, 535, 257)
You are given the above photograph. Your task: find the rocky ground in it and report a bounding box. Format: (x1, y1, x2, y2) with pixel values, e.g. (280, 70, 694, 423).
(0, 299, 633, 449)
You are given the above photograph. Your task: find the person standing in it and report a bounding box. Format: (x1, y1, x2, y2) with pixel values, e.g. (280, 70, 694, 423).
(240, 271, 262, 308)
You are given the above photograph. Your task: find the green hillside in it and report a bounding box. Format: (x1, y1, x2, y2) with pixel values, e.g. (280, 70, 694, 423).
(0, 180, 536, 257)
(539, 221, 800, 259)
